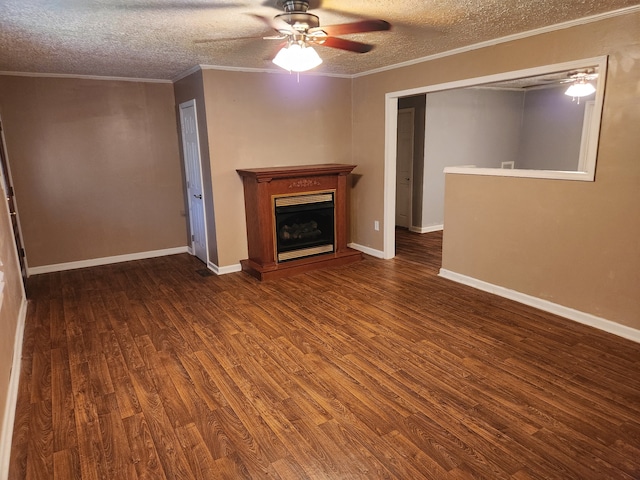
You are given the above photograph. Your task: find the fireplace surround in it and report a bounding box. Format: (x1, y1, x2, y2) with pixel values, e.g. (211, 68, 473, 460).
(237, 164, 362, 280)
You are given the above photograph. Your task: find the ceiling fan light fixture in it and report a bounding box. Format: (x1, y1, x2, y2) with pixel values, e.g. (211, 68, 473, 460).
(564, 79, 596, 98)
(272, 43, 322, 72)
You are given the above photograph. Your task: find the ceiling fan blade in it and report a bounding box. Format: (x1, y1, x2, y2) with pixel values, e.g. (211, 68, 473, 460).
(112, 1, 245, 10)
(248, 13, 294, 34)
(316, 36, 374, 53)
(194, 35, 266, 44)
(309, 19, 391, 36)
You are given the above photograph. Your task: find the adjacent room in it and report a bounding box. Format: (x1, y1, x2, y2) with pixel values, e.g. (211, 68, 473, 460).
(1, 1, 639, 478)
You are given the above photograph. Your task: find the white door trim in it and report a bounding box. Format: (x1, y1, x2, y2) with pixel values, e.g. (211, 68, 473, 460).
(383, 97, 398, 259)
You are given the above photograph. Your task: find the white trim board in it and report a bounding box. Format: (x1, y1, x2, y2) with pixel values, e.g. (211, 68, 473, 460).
(439, 268, 640, 343)
(410, 225, 443, 234)
(207, 261, 242, 276)
(348, 243, 385, 259)
(28, 246, 189, 276)
(0, 297, 28, 480)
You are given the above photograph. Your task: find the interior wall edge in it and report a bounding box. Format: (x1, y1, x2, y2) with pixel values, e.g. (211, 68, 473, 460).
(439, 268, 640, 344)
(0, 296, 28, 480)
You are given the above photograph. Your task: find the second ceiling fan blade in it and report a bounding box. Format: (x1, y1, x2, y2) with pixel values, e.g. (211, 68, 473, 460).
(194, 35, 272, 43)
(249, 13, 294, 34)
(317, 37, 374, 53)
(111, 1, 244, 10)
(310, 19, 391, 36)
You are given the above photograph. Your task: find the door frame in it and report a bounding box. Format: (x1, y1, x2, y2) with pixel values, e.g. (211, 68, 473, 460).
(178, 99, 209, 265)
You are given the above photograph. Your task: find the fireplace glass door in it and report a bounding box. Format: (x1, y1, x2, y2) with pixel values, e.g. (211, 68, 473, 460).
(274, 192, 335, 262)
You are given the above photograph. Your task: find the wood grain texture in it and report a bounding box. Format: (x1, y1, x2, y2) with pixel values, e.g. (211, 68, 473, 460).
(9, 229, 640, 479)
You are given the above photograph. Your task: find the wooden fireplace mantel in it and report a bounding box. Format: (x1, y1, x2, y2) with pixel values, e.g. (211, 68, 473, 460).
(237, 163, 362, 281)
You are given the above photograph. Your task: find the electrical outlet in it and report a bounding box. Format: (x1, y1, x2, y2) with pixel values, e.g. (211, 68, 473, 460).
(374, 221, 380, 231)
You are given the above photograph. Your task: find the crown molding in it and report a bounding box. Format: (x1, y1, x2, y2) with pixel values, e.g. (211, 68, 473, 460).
(354, 5, 640, 78)
(172, 64, 202, 82)
(197, 63, 351, 79)
(0, 70, 171, 83)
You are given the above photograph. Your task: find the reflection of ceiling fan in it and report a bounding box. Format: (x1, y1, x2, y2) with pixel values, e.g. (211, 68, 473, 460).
(546, 69, 599, 100)
(550, 69, 599, 85)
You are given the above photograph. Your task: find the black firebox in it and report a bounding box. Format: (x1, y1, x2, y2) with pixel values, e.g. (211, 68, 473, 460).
(274, 192, 335, 262)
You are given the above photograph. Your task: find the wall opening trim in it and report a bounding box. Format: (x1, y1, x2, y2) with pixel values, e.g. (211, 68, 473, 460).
(383, 55, 608, 259)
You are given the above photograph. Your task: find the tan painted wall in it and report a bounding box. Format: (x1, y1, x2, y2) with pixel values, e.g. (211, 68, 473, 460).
(352, 12, 640, 329)
(0, 185, 25, 448)
(200, 70, 353, 267)
(0, 76, 187, 268)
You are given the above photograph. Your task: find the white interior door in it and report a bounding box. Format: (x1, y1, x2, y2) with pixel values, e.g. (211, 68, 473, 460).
(179, 100, 208, 264)
(395, 108, 415, 228)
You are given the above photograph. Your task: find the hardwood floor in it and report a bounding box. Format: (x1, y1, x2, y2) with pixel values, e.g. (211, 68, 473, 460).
(9, 229, 640, 479)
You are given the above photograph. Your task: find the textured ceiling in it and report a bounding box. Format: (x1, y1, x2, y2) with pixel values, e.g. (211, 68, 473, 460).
(0, 0, 639, 80)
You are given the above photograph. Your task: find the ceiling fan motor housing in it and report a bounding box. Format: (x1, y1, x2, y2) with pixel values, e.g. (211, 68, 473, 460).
(275, 12, 320, 31)
(281, 0, 310, 13)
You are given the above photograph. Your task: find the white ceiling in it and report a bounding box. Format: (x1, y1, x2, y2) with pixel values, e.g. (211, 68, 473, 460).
(1, 0, 638, 81)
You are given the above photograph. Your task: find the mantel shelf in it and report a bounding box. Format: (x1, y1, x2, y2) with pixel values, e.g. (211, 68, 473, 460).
(237, 164, 356, 183)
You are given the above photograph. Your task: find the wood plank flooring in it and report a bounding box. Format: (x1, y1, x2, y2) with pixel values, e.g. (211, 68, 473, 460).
(9, 229, 640, 479)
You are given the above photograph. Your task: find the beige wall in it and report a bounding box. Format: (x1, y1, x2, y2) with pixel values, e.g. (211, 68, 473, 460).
(0, 185, 25, 450)
(0, 76, 188, 268)
(199, 70, 353, 267)
(351, 12, 640, 329)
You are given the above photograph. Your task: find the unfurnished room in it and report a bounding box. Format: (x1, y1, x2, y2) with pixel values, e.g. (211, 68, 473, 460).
(0, 1, 639, 479)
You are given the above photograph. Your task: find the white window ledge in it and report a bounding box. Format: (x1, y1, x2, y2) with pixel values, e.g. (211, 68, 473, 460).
(444, 166, 595, 181)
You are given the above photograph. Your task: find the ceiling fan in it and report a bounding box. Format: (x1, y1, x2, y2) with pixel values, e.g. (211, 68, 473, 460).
(198, 0, 391, 72)
(256, 1, 390, 51)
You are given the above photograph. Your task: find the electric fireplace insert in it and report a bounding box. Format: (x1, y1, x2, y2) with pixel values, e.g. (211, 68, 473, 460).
(274, 192, 335, 262)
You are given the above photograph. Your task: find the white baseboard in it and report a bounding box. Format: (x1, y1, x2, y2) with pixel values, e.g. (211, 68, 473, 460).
(439, 268, 640, 343)
(0, 297, 28, 480)
(207, 261, 242, 275)
(348, 243, 385, 259)
(409, 224, 444, 234)
(27, 246, 189, 275)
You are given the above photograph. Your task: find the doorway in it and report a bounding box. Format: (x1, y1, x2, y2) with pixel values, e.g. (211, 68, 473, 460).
(179, 100, 208, 264)
(395, 108, 414, 229)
